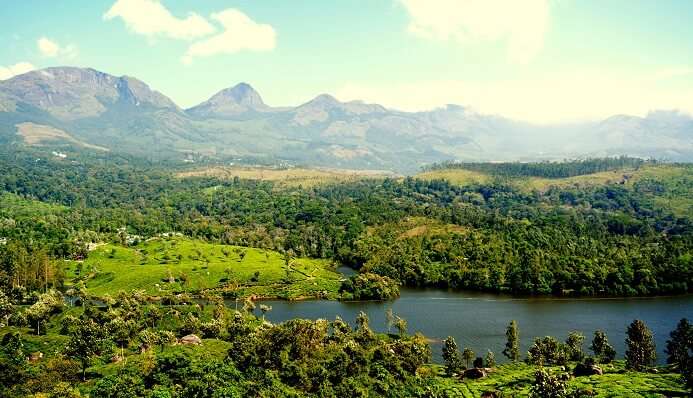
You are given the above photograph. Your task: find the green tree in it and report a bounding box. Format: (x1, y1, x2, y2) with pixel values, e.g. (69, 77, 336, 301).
(503, 320, 520, 362)
(462, 347, 475, 368)
(565, 331, 585, 361)
(485, 350, 496, 368)
(0, 291, 14, 327)
(24, 290, 63, 335)
(528, 336, 568, 366)
(108, 318, 134, 364)
(442, 336, 463, 375)
(625, 319, 656, 371)
(665, 318, 692, 390)
(589, 330, 616, 363)
(64, 318, 111, 380)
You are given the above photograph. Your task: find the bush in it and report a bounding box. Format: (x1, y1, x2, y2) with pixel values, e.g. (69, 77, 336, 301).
(339, 273, 400, 300)
(527, 336, 568, 366)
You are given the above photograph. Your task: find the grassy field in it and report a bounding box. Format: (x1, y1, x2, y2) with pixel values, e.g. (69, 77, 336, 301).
(0, 192, 68, 216)
(432, 362, 687, 397)
(416, 167, 638, 192)
(416, 168, 493, 187)
(63, 236, 344, 299)
(177, 165, 395, 189)
(416, 163, 693, 217)
(627, 164, 693, 218)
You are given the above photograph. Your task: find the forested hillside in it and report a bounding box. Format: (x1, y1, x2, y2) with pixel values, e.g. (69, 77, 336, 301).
(1, 147, 691, 297)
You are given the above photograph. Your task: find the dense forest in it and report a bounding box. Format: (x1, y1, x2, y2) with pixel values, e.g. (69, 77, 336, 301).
(0, 146, 691, 297)
(424, 157, 648, 178)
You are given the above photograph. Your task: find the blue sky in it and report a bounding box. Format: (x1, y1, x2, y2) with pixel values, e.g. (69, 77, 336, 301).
(1, 0, 692, 123)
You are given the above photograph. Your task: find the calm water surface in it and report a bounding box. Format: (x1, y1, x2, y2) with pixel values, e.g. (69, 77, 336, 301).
(255, 286, 692, 363)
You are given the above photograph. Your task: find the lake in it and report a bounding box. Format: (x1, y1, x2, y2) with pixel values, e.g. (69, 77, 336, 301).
(253, 286, 692, 364)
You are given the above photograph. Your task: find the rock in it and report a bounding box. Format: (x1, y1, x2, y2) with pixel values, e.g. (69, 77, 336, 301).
(111, 355, 123, 363)
(573, 363, 603, 377)
(462, 367, 486, 379)
(179, 334, 202, 345)
(28, 352, 43, 362)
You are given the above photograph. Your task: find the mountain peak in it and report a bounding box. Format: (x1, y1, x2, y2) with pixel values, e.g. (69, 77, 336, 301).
(310, 94, 340, 106)
(0, 66, 179, 120)
(187, 82, 268, 118)
(216, 83, 264, 107)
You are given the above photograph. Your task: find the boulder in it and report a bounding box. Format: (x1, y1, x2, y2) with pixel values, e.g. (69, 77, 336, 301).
(462, 367, 486, 379)
(28, 352, 43, 362)
(179, 334, 202, 345)
(573, 363, 603, 377)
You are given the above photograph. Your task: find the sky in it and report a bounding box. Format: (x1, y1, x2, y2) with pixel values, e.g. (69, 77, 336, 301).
(1, 0, 692, 123)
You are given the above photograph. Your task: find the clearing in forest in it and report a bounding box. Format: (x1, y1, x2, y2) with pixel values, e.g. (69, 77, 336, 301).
(63, 236, 343, 299)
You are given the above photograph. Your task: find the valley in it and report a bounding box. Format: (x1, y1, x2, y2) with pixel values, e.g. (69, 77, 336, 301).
(0, 147, 691, 396)
(2, 2, 692, 396)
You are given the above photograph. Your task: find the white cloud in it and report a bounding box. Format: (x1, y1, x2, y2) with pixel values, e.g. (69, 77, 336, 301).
(104, 0, 215, 40)
(182, 9, 276, 65)
(399, 0, 550, 64)
(335, 68, 693, 124)
(37, 37, 78, 58)
(37, 37, 59, 56)
(0, 62, 36, 80)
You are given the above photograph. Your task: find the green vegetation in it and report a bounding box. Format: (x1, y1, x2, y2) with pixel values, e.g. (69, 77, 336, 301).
(430, 361, 687, 397)
(1, 149, 691, 298)
(338, 272, 400, 300)
(0, 147, 690, 396)
(2, 289, 688, 397)
(0, 291, 433, 397)
(63, 237, 343, 300)
(424, 157, 647, 178)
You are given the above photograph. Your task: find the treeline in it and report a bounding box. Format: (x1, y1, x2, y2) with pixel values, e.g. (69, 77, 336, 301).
(424, 156, 648, 178)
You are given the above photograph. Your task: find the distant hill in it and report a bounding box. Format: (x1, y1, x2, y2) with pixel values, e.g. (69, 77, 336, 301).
(1, 66, 692, 171)
(417, 160, 693, 217)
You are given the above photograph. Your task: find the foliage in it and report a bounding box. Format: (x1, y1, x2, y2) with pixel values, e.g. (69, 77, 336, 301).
(503, 320, 520, 362)
(564, 331, 585, 362)
(64, 317, 112, 380)
(665, 318, 692, 391)
(529, 368, 570, 398)
(339, 272, 400, 300)
(442, 336, 464, 375)
(485, 350, 496, 368)
(527, 336, 568, 366)
(425, 157, 647, 178)
(589, 330, 616, 364)
(462, 347, 475, 368)
(625, 319, 657, 371)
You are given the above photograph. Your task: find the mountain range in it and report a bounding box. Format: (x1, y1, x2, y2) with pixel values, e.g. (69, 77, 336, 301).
(1, 66, 691, 172)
